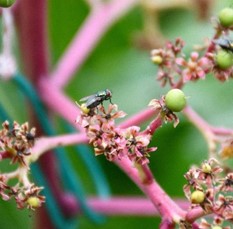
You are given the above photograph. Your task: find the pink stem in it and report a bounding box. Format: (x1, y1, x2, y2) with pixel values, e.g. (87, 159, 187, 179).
(38, 78, 83, 132)
(183, 106, 212, 132)
(50, 0, 137, 88)
(142, 115, 163, 135)
(118, 108, 157, 128)
(87, 197, 189, 215)
(185, 206, 205, 223)
(114, 157, 186, 221)
(211, 127, 233, 136)
(33, 133, 88, 157)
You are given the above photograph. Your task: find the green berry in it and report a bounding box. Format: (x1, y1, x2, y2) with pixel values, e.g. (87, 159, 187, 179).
(165, 89, 186, 112)
(151, 55, 163, 65)
(27, 197, 41, 208)
(0, 0, 15, 7)
(218, 7, 233, 27)
(215, 50, 233, 69)
(191, 190, 205, 204)
(201, 163, 212, 173)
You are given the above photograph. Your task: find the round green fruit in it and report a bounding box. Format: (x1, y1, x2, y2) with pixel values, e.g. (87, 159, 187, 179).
(218, 7, 233, 27)
(191, 190, 205, 204)
(215, 50, 233, 69)
(165, 89, 186, 112)
(0, 0, 15, 7)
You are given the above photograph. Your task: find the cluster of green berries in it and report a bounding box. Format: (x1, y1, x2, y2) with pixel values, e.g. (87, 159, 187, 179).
(215, 8, 233, 70)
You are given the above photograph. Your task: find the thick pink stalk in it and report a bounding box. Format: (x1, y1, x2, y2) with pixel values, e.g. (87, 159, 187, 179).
(32, 133, 88, 158)
(38, 78, 82, 129)
(185, 207, 205, 223)
(50, 0, 137, 88)
(183, 106, 215, 149)
(183, 106, 211, 132)
(119, 108, 157, 128)
(114, 157, 186, 223)
(87, 197, 189, 215)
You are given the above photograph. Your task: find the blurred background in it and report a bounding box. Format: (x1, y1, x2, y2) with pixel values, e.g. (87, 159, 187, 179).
(0, 0, 233, 228)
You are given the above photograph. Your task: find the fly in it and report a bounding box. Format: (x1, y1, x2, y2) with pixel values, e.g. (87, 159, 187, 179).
(214, 38, 233, 53)
(80, 89, 112, 109)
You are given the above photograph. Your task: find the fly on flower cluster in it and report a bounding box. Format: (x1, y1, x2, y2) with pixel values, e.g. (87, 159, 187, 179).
(79, 89, 112, 112)
(214, 38, 233, 53)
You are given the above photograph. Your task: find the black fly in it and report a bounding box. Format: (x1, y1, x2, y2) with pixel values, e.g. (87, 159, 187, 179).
(213, 38, 233, 53)
(80, 89, 112, 109)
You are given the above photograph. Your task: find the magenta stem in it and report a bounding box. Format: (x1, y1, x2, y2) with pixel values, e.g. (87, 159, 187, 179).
(114, 157, 186, 221)
(142, 115, 163, 135)
(185, 207, 206, 223)
(119, 108, 156, 128)
(50, 0, 137, 88)
(38, 78, 83, 131)
(183, 106, 212, 132)
(87, 197, 189, 215)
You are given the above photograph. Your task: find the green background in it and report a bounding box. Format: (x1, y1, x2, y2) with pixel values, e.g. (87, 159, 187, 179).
(0, 0, 233, 228)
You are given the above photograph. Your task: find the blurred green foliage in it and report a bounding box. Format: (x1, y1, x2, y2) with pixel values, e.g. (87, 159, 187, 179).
(0, 0, 233, 228)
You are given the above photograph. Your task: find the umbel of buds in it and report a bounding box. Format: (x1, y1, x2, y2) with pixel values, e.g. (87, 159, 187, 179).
(0, 121, 45, 210)
(184, 158, 233, 222)
(0, 120, 36, 166)
(77, 103, 157, 165)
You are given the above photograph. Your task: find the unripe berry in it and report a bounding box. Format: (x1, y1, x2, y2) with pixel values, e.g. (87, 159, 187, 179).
(0, 0, 15, 7)
(191, 190, 205, 204)
(165, 89, 186, 112)
(27, 196, 41, 209)
(201, 163, 212, 173)
(215, 50, 233, 69)
(218, 8, 233, 27)
(151, 55, 163, 65)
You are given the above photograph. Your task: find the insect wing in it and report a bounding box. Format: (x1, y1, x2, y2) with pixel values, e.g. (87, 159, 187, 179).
(214, 38, 233, 51)
(80, 94, 96, 102)
(85, 96, 102, 108)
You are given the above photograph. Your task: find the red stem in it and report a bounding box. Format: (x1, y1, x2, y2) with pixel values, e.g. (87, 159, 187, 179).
(15, 0, 49, 82)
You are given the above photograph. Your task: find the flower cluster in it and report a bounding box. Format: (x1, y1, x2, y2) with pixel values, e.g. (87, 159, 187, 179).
(151, 38, 185, 87)
(0, 121, 45, 210)
(77, 104, 157, 165)
(0, 176, 45, 210)
(0, 120, 36, 166)
(184, 158, 233, 223)
(176, 52, 211, 82)
(152, 35, 233, 86)
(200, 216, 231, 229)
